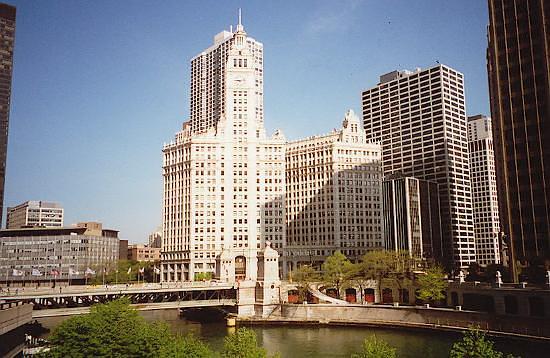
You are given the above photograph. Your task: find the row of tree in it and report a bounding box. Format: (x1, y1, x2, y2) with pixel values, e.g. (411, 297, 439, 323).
(39, 298, 276, 358)
(292, 250, 448, 304)
(87, 260, 160, 285)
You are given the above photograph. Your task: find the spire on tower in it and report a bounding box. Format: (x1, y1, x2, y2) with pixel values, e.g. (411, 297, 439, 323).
(236, 8, 245, 33)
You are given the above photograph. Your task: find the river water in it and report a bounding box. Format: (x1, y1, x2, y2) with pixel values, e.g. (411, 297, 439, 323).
(36, 309, 548, 357)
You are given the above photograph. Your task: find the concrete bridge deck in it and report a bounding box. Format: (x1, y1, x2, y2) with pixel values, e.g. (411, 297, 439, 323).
(0, 282, 238, 314)
(32, 299, 237, 318)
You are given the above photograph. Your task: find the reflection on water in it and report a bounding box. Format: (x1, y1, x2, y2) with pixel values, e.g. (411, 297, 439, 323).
(37, 309, 548, 358)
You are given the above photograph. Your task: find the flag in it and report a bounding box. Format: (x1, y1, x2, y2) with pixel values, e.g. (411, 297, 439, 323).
(32, 268, 43, 277)
(139, 267, 145, 274)
(154, 267, 161, 274)
(69, 268, 80, 276)
(85, 267, 96, 275)
(50, 269, 60, 277)
(127, 267, 131, 274)
(12, 269, 24, 276)
(168, 267, 174, 273)
(103, 267, 107, 274)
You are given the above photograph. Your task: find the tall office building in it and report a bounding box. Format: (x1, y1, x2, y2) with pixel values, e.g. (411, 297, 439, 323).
(6, 201, 64, 229)
(382, 174, 442, 261)
(362, 65, 475, 268)
(190, 11, 263, 135)
(0, 3, 15, 227)
(162, 17, 285, 282)
(487, 0, 550, 276)
(467, 115, 500, 266)
(284, 110, 383, 274)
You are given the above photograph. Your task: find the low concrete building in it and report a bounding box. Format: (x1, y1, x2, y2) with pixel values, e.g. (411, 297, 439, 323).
(0, 222, 119, 284)
(6, 201, 63, 229)
(127, 244, 160, 262)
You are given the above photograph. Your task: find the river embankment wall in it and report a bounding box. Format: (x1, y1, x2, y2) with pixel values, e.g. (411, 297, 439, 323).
(241, 304, 550, 340)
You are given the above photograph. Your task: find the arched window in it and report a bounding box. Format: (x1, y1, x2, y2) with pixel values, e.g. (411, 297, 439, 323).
(235, 256, 246, 280)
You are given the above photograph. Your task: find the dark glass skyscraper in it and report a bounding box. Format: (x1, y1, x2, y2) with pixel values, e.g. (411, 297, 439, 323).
(0, 3, 15, 228)
(487, 0, 550, 279)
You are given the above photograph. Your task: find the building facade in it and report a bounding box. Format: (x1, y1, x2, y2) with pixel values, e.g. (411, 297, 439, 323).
(162, 18, 285, 282)
(148, 227, 162, 248)
(467, 115, 500, 265)
(0, 223, 119, 283)
(382, 174, 442, 261)
(128, 244, 161, 262)
(6, 201, 64, 229)
(362, 65, 475, 268)
(0, 3, 15, 228)
(284, 110, 383, 273)
(189, 12, 263, 135)
(487, 0, 550, 277)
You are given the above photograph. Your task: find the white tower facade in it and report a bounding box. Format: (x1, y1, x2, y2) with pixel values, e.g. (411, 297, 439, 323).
(284, 110, 383, 275)
(190, 12, 264, 135)
(467, 115, 500, 265)
(162, 16, 285, 282)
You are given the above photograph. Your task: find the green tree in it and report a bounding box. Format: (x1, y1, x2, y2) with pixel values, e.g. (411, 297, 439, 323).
(450, 327, 514, 358)
(222, 327, 268, 358)
(351, 335, 397, 358)
(41, 298, 212, 358)
(160, 334, 214, 358)
(88, 260, 160, 285)
(292, 265, 320, 302)
(359, 250, 396, 302)
(416, 265, 448, 304)
(343, 262, 372, 304)
(322, 250, 352, 297)
(194, 272, 213, 281)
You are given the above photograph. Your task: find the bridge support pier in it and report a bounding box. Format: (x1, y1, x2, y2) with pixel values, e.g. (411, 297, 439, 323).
(236, 280, 256, 317)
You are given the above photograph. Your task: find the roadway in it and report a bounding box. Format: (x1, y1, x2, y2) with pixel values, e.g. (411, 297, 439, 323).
(0, 281, 235, 300)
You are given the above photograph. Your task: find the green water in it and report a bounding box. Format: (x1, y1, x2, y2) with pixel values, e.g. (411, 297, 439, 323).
(37, 309, 548, 357)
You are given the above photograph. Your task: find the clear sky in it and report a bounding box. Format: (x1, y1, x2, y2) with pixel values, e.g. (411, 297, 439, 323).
(4, 0, 489, 243)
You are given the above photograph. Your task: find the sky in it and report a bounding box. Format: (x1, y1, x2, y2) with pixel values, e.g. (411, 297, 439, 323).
(4, 0, 490, 243)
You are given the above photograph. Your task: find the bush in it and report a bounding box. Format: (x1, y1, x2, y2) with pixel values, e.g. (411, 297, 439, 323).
(351, 335, 397, 358)
(41, 298, 212, 358)
(450, 327, 515, 358)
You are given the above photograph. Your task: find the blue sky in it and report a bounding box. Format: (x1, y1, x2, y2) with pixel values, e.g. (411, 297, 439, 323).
(5, 0, 489, 242)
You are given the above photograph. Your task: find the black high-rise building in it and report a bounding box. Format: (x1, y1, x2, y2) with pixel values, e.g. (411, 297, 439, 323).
(487, 0, 550, 280)
(0, 3, 15, 228)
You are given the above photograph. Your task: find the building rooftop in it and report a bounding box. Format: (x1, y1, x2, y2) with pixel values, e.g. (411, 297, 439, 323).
(0, 226, 119, 238)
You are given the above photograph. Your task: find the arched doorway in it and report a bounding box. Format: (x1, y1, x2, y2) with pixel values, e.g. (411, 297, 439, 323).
(364, 288, 375, 303)
(235, 256, 246, 280)
(345, 288, 357, 303)
(382, 288, 393, 303)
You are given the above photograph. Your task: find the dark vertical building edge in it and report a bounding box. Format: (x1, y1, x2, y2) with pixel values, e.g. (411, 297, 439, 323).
(487, 0, 550, 281)
(0, 2, 15, 228)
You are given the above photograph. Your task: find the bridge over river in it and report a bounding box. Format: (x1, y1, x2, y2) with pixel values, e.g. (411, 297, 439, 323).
(0, 282, 238, 318)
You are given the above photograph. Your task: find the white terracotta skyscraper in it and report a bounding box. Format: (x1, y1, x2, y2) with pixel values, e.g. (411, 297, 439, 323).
(467, 115, 500, 265)
(162, 15, 285, 282)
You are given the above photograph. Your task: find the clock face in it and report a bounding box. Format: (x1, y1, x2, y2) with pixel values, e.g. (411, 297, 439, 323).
(233, 76, 246, 87)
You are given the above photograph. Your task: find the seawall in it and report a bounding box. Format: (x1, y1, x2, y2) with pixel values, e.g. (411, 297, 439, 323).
(238, 304, 550, 341)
